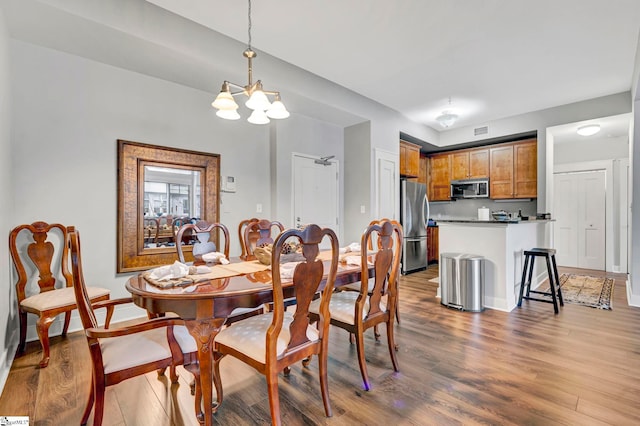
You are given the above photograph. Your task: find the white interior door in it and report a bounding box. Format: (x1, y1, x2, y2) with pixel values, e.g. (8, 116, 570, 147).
(553, 170, 606, 270)
(375, 149, 398, 220)
(578, 171, 606, 269)
(554, 174, 578, 266)
(292, 155, 339, 238)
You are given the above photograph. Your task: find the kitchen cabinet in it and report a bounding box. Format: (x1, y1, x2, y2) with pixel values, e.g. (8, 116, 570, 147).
(427, 138, 537, 200)
(489, 145, 514, 199)
(429, 153, 451, 201)
(451, 148, 489, 180)
(418, 154, 428, 186)
(489, 139, 537, 199)
(400, 140, 420, 178)
(427, 226, 439, 264)
(514, 139, 537, 198)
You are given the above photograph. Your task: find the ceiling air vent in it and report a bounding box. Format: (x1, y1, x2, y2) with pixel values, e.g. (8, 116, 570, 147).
(474, 126, 488, 136)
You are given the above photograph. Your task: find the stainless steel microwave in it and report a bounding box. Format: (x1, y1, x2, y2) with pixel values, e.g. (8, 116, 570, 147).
(450, 179, 489, 199)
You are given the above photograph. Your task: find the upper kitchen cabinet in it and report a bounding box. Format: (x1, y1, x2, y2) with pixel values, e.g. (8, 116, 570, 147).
(489, 139, 537, 199)
(514, 139, 537, 198)
(400, 140, 420, 178)
(451, 148, 489, 180)
(418, 154, 428, 185)
(429, 153, 451, 201)
(489, 145, 514, 199)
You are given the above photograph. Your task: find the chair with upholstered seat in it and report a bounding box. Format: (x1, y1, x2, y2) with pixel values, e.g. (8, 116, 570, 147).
(310, 219, 402, 391)
(176, 220, 264, 323)
(68, 227, 200, 426)
(238, 217, 259, 259)
(175, 220, 229, 265)
(241, 219, 284, 260)
(341, 218, 403, 328)
(9, 221, 113, 368)
(212, 224, 339, 426)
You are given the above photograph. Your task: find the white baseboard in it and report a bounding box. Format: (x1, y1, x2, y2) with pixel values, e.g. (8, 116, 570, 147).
(0, 328, 19, 399)
(626, 279, 640, 307)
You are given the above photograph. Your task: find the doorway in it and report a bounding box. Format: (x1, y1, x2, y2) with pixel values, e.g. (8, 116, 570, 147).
(553, 170, 606, 269)
(292, 154, 339, 240)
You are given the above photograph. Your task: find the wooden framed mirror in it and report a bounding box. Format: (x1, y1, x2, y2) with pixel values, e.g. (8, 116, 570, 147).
(117, 140, 220, 272)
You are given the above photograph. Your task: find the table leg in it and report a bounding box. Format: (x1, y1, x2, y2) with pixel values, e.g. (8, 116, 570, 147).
(185, 316, 225, 426)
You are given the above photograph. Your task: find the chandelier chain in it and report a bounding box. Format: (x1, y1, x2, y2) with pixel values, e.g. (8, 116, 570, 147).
(247, 0, 252, 50)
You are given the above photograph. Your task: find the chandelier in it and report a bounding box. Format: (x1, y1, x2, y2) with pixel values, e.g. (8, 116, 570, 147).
(211, 0, 289, 124)
(436, 97, 458, 128)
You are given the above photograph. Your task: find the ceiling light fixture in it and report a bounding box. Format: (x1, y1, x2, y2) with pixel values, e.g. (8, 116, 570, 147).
(436, 97, 458, 128)
(576, 124, 601, 136)
(211, 0, 289, 124)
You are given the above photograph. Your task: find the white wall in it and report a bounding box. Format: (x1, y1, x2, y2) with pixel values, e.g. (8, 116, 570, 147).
(344, 122, 372, 244)
(554, 135, 629, 164)
(627, 30, 640, 306)
(0, 7, 15, 394)
(271, 114, 344, 238)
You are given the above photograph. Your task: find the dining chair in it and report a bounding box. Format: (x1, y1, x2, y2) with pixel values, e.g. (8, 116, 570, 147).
(310, 219, 403, 391)
(143, 217, 160, 247)
(237, 217, 258, 259)
(341, 218, 403, 327)
(241, 219, 284, 260)
(176, 220, 264, 323)
(68, 227, 200, 426)
(212, 224, 339, 426)
(175, 220, 230, 264)
(9, 221, 112, 368)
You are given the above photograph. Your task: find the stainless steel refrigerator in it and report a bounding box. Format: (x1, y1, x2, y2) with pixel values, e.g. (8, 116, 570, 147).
(401, 180, 429, 274)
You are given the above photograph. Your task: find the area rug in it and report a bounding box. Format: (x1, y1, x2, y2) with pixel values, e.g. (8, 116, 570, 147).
(538, 273, 614, 310)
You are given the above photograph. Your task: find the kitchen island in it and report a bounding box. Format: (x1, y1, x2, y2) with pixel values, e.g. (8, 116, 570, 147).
(437, 219, 553, 312)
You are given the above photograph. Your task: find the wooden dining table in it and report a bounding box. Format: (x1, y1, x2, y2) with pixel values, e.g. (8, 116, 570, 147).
(126, 254, 370, 426)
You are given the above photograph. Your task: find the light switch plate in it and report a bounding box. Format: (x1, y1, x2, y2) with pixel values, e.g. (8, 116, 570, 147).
(256, 203, 262, 213)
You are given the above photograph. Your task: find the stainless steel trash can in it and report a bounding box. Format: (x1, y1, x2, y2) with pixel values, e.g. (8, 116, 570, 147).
(440, 253, 485, 312)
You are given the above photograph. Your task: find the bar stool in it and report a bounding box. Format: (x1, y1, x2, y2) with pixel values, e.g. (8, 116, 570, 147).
(517, 248, 564, 314)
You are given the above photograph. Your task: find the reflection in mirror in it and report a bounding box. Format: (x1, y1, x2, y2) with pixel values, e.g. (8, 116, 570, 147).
(143, 166, 201, 249)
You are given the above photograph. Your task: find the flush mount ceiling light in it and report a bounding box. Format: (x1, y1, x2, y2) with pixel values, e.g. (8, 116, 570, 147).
(436, 97, 459, 128)
(211, 0, 289, 124)
(576, 124, 601, 136)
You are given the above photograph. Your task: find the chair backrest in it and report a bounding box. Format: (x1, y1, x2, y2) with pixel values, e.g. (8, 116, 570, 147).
(237, 217, 259, 259)
(9, 221, 72, 304)
(143, 218, 160, 245)
(360, 220, 403, 318)
(175, 220, 230, 264)
(243, 219, 285, 259)
(269, 224, 339, 359)
(367, 218, 402, 251)
(67, 227, 99, 330)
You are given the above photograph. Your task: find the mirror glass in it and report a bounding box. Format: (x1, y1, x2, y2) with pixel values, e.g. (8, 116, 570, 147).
(118, 140, 220, 273)
(143, 166, 201, 249)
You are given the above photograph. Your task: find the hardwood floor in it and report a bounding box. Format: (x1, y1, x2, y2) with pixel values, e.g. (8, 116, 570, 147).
(1, 265, 639, 425)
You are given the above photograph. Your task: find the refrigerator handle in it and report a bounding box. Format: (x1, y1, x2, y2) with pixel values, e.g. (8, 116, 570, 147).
(423, 193, 430, 228)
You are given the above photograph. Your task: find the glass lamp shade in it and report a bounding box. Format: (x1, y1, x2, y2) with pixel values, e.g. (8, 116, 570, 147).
(577, 124, 601, 136)
(212, 91, 239, 110)
(247, 109, 270, 125)
(266, 100, 290, 119)
(436, 111, 458, 128)
(216, 108, 241, 120)
(245, 90, 271, 111)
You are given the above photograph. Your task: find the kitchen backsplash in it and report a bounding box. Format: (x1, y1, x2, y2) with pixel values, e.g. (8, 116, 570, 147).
(429, 198, 538, 221)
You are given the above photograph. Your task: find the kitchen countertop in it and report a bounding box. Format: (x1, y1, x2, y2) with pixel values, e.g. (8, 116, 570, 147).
(436, 218, 553, 225)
